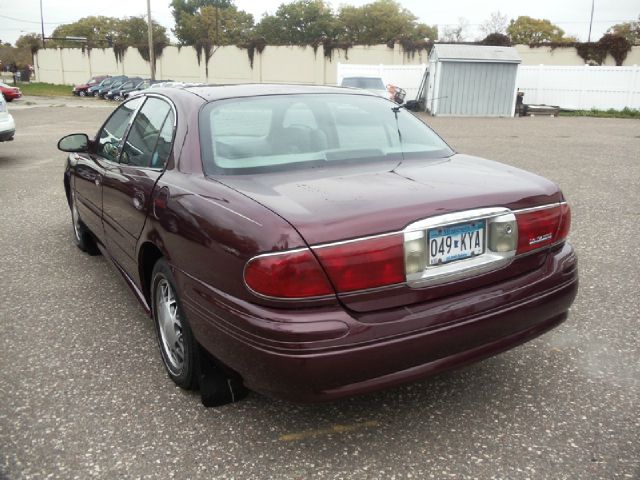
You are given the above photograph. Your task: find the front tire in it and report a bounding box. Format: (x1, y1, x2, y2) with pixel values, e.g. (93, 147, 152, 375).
(79, 90, 86, 97)
(151, 259, 199, 390)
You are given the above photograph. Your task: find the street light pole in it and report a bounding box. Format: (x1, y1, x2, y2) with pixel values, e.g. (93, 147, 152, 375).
(147, 0, 155, 80)
(587, 0, 595, 42)
(40, 0, 46, 47)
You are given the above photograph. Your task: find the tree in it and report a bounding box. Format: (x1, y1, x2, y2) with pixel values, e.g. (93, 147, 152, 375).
(480, 11, 508, 36)
(172, 1, 254, 45)
(608, 16, 640, 45)
(16, 33, 42, 53)
(507, 16, 566, 44)
(112, 17, 169, 54)
(337, 0, 437, 44)
(481, 33, 511, 46)
(255, 0, 338, 44)
(49, 16, 120, 48)
(440, 18, 468, 42)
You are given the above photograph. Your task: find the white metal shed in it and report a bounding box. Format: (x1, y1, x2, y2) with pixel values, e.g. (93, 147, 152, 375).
(426, 44, 522, 116)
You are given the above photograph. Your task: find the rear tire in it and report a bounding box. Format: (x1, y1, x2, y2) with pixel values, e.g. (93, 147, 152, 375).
(70, 188, 100, 255)
(151, 259, 199, 390)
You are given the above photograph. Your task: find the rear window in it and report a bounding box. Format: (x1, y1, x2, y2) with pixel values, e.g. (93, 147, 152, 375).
(200, 94, 453, 175)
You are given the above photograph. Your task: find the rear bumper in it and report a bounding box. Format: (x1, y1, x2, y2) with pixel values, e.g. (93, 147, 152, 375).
(179, 243, 578, 402)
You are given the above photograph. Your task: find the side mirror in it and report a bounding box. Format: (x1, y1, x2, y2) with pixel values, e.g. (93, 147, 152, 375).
(58, 133, 89, 153)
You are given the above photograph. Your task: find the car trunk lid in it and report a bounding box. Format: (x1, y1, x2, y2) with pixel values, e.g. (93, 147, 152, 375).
(217, 154, 563, 312)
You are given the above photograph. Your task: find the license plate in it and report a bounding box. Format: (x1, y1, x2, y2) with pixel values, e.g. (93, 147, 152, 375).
(427, 221, 485, 266)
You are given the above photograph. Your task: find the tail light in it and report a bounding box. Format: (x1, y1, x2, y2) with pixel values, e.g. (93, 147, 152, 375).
(244, 249, 333, 298)
(313, 234, 404, 293)
(244, 234, 405, 299)
(516, 203, 571, 254)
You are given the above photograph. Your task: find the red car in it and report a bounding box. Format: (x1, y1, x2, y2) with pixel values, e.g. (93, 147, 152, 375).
(57, 85, 578, 405)
(0, 82, 22, 101)
(72, 75, 109, 96)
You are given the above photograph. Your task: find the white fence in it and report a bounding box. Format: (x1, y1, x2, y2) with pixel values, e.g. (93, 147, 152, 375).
(336, 63, 427, 101)
(517, 65, 640, 110)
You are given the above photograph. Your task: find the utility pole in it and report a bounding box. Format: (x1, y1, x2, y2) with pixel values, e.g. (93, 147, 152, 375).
(147, 0, 155, 80)
(587, 0, 595, 42)
(40, 0, 46, 47)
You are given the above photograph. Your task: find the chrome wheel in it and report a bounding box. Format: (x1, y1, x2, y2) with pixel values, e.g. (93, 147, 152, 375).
(79, 90, 86, 97)
(155, 278, 185, 375)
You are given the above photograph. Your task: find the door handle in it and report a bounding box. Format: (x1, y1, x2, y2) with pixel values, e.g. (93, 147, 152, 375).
(94, 175, 101, 186)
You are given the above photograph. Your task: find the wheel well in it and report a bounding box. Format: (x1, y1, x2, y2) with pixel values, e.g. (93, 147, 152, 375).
(139, 242, 164, 305)
(63, 171, 71, 208)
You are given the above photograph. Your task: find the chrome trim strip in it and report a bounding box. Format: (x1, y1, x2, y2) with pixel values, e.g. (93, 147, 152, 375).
(312, 231, 402, 249)
(514, 201, 566, 214)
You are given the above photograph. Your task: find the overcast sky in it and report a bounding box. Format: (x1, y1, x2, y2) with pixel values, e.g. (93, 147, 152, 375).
(0, 0, 637, 45)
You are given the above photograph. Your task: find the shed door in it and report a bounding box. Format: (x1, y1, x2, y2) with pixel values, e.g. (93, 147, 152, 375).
(437, 62, 517, 116)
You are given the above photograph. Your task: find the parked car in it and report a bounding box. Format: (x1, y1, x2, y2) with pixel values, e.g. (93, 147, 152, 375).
(58, 85, 577, 405)
(340, 76, 407, 104)
(0, 82, 22, 102)
(104, 77, 143, 101)
(73, 75, 109, 96)
(87, 75, 126, 97)
(96, 76, 128, 98)
(0, 94, 15, 141)
(121, 79, 161, 100)
(87, 76, 120, 96)
(341, 76, 390, 98)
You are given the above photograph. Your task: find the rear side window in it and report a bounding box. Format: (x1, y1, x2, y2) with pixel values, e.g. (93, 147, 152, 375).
(96, 97, 142, 161)
(121, 97, 174, 168)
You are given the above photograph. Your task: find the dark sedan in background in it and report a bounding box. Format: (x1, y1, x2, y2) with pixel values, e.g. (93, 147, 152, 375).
(88, 76, 126, 97)
(58, 84, 577, 405)
(103, 77, 143, 101)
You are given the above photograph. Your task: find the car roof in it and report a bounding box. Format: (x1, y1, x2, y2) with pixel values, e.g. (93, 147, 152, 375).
(181, 83, 377, 102)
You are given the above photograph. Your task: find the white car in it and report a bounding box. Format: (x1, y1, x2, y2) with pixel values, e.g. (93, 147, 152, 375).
(340, 76, 390, 99)
(0, 94, 15, 142)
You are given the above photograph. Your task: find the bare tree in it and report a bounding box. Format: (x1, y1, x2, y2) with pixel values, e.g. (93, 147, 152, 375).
(480, 11, 508, 36)
(441, 17, 469, 42)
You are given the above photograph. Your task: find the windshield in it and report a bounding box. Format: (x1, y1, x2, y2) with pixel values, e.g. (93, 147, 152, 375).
(110, 80, 125, 89)
(200, 94, 453, 175)
(341, 77, 386, 90)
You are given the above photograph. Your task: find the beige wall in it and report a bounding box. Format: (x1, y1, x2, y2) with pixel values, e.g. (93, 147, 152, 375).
(34, 44, 640, 86)
(515, 45, 640, 66)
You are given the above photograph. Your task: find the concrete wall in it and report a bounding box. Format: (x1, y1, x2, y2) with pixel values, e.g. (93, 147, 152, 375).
(34, 44, 640, 87)
(33, 44, 426, 86)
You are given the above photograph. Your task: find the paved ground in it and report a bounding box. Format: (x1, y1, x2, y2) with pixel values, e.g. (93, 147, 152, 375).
(1, 100, 639, 479)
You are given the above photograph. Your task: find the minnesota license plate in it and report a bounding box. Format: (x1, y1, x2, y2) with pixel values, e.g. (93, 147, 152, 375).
(427, 221, 485, 266)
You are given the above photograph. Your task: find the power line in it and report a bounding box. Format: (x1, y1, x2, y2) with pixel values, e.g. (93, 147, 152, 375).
(0, 13, 67, 25)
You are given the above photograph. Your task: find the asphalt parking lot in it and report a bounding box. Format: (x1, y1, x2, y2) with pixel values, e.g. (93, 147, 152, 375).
(1, 99, 638, 479)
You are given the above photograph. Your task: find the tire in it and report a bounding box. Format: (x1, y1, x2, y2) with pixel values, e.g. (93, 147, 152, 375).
(69, 188, 100, 255)
(151, 258, 199, 390)
(79, 90, 86, 97)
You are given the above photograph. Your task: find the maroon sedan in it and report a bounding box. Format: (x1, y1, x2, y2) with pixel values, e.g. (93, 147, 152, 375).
(57, 85, 577, 404)
(72, 75, 109, 96)
(0, 82, 22, 101)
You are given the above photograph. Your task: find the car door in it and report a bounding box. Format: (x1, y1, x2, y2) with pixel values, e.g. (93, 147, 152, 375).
(101, 95, 175, 279)
(73, 97, 143, 241)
